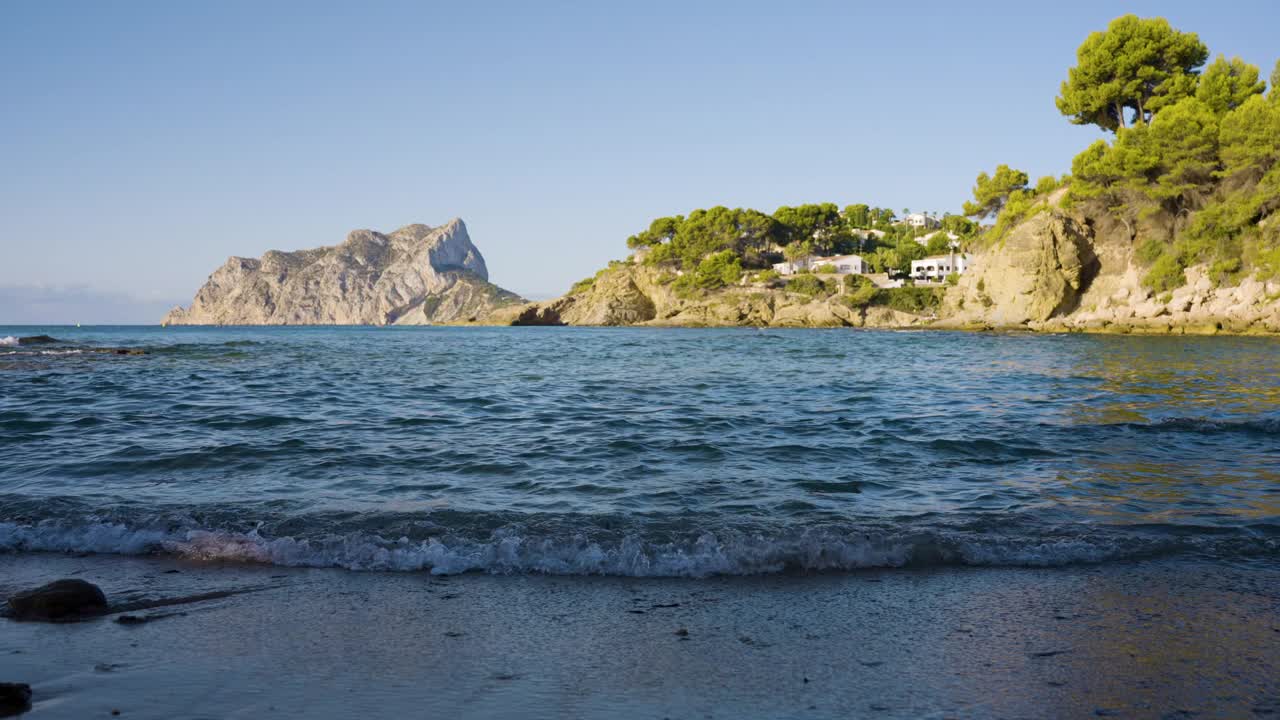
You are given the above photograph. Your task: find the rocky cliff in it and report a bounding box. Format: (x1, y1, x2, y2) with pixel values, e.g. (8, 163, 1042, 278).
(939, 206, 1280, 335)
(480, 199, 1280, 334)
(163, 219, 523, 325)
(484, 265, 931, 329)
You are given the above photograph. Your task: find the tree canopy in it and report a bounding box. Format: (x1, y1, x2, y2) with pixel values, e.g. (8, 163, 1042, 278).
(1196, 55, 1266, 115)
(961, 164, 1029, 219)
(1056, 15, 1208, 131)
(771, 204, 841, 249)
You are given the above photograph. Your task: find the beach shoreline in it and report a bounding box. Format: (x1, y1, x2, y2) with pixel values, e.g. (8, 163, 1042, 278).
(2, 552, 1277, 719)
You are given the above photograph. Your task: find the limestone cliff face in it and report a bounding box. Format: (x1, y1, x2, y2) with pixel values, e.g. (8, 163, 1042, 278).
(940, 208, 1280, 335)
(940, 213, 1100, 328)
(484, 265, 931, 329)
(163, 219, 523, 325)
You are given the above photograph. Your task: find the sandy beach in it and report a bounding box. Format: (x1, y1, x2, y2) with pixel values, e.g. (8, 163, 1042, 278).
(2, 553, 1277, 719)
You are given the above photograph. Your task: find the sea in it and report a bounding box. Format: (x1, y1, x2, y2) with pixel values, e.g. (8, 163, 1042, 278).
(2, 326, 1278, 577)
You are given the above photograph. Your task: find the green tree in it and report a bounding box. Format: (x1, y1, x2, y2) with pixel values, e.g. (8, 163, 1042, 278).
(1144, 97, 1220, 211)
(1056, 15, 1208, 131)
(1196, 55, 1266, 115)
(626, 216, 681, 249)
(925, 233, 953, 255)
(870, 207, 897, 229)
(1219, 94, 1280, 180)
(842, 203, 872, 228)
(961, 164, 1030, 219)
(1271, 60, 1280, 102)
(941, 215, 977, 237)
(773, 203, 841, 251)
(877, 248, 903, 275)
(783, 239, 814, 266)
(684, 251, 743, 290)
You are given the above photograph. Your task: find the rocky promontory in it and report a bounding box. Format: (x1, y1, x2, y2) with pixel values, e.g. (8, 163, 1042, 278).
(485, 264, 933, 329)
(163, 219, 522, 325)
(477, 201, 1280, 334)
(939, 207, 1280, 335)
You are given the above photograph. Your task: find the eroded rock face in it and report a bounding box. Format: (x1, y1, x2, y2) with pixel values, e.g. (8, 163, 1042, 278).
(559, 272, 657, 326)
(6, 579, 107, 621)
(942, 213, 1099, 328)
(163, 219, 523, 325)
(500, 266, 934, 329)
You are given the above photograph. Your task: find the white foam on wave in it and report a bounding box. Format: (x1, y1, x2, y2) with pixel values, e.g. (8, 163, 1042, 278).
(0, 336, 18, 347)
(1, 520, 1244, 576)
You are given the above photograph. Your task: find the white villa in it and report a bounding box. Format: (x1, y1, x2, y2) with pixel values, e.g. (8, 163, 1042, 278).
(899, 213, 941, 230)
(773, 253, 870, 276)
(911, 253, 969, 282)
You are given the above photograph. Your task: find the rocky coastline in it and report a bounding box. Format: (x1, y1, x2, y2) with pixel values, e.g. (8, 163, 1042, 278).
(478, 204, 1280, 335)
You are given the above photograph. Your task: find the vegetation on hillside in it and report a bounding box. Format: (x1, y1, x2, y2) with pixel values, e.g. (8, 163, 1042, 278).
(621, 202, 977, 287)
(974, 14, 1280, 291)
(596, 13, 1280, 304)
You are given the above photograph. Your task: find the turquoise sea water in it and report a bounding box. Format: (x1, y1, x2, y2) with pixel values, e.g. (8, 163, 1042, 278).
(1, 326, 1278, 576)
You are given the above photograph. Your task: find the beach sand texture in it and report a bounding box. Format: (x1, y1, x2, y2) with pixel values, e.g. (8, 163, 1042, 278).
(2, 553, 1277, 719)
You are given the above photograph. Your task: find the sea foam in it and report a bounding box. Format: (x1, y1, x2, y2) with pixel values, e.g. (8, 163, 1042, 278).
(1, 519, 1272, 577)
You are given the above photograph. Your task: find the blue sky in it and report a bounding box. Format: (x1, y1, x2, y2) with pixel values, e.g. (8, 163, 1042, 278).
(2, 0, 1277, 322)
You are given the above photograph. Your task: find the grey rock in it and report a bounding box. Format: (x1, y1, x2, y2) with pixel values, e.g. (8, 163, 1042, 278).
(6, 579, 107, 622)
(163, 218, 523, 325)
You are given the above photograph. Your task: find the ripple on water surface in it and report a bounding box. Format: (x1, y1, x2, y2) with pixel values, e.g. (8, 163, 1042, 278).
(0, 326, 1278, 575)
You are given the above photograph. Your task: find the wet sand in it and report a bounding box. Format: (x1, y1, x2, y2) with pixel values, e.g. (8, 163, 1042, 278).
(1, 553, 1277, 719)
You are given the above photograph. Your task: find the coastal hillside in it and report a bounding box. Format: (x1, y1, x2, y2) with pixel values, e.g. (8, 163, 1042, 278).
(489, 15, 1280, 334)
(163, 219, 523, 325)
(488, 263, 938, 328)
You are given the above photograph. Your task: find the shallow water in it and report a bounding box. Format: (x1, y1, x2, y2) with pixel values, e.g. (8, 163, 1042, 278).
(1, 326, 1278, 575)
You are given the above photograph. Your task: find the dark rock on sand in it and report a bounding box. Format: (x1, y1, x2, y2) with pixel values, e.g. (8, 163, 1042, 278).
(0, 682, 32, 717)
(5, 579, 108, 621)
(16, 335, 57, 345)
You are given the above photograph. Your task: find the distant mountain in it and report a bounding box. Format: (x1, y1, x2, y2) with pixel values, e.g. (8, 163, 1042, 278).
(163, 218, 523, 325)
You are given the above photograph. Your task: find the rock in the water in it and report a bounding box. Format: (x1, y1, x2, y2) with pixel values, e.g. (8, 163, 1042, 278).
(162, 218, 524, 325)
(6, 579, 108, 621)
(0, 683, 32, 717)
(17, 335, 58, 345)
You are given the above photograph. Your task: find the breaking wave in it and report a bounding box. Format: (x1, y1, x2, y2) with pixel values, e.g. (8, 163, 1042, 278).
(0, 517, 1274, 577)
(0, 336, 17, 347)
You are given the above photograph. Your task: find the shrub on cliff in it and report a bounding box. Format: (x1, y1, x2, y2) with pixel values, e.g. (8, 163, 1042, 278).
(785, 274, 830, 297)
(673, 251, 744, 296)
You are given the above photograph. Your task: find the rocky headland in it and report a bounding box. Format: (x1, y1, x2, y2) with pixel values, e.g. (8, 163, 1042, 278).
(938, 208, 1280, 335)
(486, 264, 930, 329)
(163, 219, 522, 326)
(480, 196, 1280, 335)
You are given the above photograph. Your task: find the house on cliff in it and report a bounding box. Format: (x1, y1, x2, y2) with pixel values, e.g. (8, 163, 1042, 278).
(773, 254, 870, 276)
(911, 253, 969, 282)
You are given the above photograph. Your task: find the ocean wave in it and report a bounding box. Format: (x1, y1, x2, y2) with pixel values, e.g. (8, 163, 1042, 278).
(1137, 416, 1280, 435)
(0, 518, 1273, 577)
(0, 337, 17, 347)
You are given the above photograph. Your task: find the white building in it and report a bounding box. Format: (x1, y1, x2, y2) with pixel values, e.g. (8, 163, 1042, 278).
(911, 253, 969, 282)
(900, 213, 941, 230)
(773, 254, 869, 275)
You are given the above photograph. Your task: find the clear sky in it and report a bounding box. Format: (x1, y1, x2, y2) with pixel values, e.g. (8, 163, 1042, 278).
(2, 0, 1277, 323)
